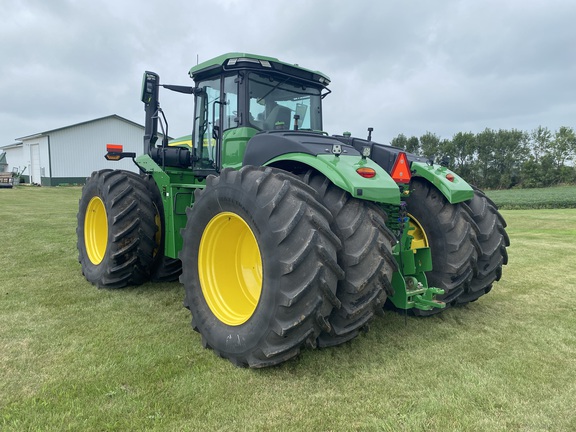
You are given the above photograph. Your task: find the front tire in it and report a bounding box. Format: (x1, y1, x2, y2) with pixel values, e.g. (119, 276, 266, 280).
(180, 166, 343, 367)
(77, 170, 158, 288)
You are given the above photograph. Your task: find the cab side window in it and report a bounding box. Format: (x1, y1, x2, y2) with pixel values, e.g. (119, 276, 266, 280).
(222, 75, 239, 131)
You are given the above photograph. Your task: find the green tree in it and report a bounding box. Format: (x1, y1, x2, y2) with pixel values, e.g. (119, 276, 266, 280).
(521, 157, 543, 188)
(492, 129, 527, 189)
(406, 136, 420, 153)
(390, 134, 420, 153)
(551, 126, 576, 169)
(390, 134, 408, 150)
(442, 132, 476, 179)
(529, 126, 552, 162)
(419, 132, 441, 161)
(522, 126, 576, 186)
(473, 128, 497, 188)
(389, 126, 576, 189)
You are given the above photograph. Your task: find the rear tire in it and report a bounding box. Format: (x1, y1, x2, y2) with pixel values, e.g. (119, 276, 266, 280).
(459, 187, 509, 303)
(301, 170, 397, 347)
(403, 178, 477, 315)
(77, 170, 157, 288)
(179, 166, 343, 367)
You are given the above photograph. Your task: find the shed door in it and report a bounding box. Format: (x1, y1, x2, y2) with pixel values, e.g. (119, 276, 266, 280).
(30, 144, 41, 184)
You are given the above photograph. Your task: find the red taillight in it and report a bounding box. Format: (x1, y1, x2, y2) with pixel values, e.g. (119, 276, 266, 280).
(107, 144, 123, 153)
(356, 167, 376, 178)
(446, 173, 455, 182)
(391, 152, 411, 183)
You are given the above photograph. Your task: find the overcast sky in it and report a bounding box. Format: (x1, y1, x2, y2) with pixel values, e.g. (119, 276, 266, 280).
(2, 0, 576, 147)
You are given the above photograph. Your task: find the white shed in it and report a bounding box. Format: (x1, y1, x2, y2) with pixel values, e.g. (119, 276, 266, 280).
(0, 115, 170, 186)
(0, 151, 8, 172)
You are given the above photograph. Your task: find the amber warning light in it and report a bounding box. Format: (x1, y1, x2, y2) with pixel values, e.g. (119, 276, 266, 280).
(107, 144, 123, 153)
(390, 152, 411, 183)
(105, 144, 136, 161)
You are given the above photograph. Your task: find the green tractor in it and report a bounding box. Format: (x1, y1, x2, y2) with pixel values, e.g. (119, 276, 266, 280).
(77, 53, 509, 367)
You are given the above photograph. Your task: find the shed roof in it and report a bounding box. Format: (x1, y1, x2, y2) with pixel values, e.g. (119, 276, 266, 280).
(15, 114, 144, 141)
(0, 142, 23, 150)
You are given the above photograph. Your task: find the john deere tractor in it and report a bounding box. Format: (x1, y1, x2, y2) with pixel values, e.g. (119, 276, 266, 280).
(77, 53, 509, 367)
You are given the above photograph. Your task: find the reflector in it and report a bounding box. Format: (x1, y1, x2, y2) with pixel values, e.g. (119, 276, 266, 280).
(391, 152, 411, 183)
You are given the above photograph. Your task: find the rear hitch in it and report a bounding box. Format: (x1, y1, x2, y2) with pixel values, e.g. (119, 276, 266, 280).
(411, 284, 445, 311)
(389, 274, 446, 311)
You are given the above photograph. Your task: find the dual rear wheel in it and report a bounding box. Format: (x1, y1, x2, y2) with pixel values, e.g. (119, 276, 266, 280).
(180, 166, 345, 367)
(300, 170, 397, 347)
(403, 179, 509, 314)
(179, 167, 400, 366)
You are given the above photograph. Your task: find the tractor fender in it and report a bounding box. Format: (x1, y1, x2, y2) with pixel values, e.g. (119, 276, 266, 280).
(337, 137, 474, 205)
(243, 131, 400, 204)
(266, 153, 401, 205)
(411, 161, 474, 204)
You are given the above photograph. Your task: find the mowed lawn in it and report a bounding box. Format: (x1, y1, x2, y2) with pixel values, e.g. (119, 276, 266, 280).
(0, 186, 575, 431)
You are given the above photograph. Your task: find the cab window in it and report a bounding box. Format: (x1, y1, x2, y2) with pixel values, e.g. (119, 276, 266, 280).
(247, 72, 322, 131)
(222, 75, 238, 131)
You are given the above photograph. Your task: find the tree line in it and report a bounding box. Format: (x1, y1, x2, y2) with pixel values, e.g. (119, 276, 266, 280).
(390, 126, 576, 189)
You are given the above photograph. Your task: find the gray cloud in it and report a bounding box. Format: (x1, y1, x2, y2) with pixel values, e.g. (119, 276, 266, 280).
(1, 0, 575, 145)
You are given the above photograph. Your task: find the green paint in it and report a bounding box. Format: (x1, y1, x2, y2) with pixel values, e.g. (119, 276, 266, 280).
(412, 161, 474, 204)
(221, 127, 260, 169)
(388, 222, 446, 311)
(134, 154, 203, 258)
(266, 153, 401, 204)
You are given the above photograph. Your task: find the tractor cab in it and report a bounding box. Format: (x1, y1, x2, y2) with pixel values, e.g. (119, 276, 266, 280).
(142, 53, 330, 177)
(189, 53, 330, 174)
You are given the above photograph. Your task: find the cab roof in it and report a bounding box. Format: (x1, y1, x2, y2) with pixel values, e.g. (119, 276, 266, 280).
(189, 52, 331, 87)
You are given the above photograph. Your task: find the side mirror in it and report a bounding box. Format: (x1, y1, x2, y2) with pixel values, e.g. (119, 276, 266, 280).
(141, 71, 159, 104)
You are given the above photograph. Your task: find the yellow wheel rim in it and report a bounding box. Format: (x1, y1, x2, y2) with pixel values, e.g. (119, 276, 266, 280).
(198, 212, 263, 326)
(408, 213, 429, 251)
(153, 204, 162, 257)
(84, 196, 108, 265)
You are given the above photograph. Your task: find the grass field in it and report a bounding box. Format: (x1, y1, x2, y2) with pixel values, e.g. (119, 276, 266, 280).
(485, 185, 576, 209)
(1, 186, 575, 431)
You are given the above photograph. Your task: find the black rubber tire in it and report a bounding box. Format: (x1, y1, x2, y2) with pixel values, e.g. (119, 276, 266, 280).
(77, 169, 158, 288)
(403, 178, 477, 315)
(138, 174, 182, 282)
(459, 187, 510, 303)
(301, 170, 397, 347)
(179, 166, 343, 368)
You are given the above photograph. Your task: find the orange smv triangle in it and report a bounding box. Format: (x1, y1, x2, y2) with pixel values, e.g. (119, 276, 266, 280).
(390, 152, 411, 183)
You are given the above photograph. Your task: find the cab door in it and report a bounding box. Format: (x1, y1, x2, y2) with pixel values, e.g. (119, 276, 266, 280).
(193, 76, 221, 174)
(192, 74, 239, 174)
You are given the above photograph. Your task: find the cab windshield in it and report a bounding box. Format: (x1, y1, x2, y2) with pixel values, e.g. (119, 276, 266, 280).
(248, 72, 322, 131)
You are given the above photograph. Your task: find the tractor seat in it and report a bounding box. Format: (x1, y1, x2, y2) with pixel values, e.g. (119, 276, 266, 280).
(263, 105, 291, 130)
